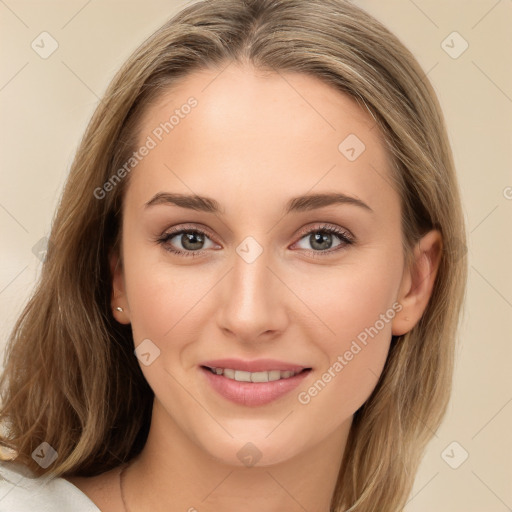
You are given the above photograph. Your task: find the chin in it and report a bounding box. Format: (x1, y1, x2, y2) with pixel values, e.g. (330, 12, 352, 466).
(193, 427, 308, 469)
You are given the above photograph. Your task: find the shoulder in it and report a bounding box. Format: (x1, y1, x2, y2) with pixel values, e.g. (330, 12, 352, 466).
(0, 459, 101, 512)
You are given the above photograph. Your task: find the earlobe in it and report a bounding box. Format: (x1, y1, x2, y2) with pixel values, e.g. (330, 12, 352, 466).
(392, 230, 443, 336)
(109, 249, 131, 324)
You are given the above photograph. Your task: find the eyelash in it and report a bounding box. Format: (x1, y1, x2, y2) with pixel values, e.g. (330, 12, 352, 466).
(156, 224, 355, 258)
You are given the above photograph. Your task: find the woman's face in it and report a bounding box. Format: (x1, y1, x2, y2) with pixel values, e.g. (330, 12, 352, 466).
(113, 64, 413, 466)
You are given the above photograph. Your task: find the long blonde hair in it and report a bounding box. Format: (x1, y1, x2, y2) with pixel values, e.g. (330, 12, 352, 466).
(0, 1, 467, 510)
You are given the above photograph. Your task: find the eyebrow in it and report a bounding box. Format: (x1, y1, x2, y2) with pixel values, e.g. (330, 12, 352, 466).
(145, 192, 373, 214)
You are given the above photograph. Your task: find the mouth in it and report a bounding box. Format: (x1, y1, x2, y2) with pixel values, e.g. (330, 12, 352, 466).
(199, 359, 313, 407)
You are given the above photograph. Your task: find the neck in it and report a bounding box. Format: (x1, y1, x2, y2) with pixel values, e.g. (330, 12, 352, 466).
(122, 399, 352, 512)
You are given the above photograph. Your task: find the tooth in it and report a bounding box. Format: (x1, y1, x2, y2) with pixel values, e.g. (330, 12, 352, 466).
(268, 370, 281, 382)
(251, 371, 269, 383)
(234, 370, 252, 382)
(223, 368, 236, 379)
(214, 367, 301, 382)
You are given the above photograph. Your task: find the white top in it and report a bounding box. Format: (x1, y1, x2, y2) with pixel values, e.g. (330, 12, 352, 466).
(0, 460, 100, 511)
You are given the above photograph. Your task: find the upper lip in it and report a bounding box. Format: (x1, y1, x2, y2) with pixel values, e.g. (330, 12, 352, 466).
(200, 358, 311, 373)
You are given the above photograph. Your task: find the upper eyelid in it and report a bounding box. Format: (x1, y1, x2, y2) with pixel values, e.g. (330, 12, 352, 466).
(296, 223, 353, 239)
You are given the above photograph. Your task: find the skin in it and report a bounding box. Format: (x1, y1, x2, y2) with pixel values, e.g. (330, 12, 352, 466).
(67, 63, 442, 512)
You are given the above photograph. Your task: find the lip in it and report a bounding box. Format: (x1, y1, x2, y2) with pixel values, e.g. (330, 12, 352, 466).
(200, 358, 309, 373)
(199, 364, 312, 407)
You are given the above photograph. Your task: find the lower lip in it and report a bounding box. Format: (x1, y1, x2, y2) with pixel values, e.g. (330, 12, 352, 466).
(200, 367, 311, 407)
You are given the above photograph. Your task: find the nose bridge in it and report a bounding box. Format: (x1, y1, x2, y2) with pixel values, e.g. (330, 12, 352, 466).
(216, 247, 287, 341)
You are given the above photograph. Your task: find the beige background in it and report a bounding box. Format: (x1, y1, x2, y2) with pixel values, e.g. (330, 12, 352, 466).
(1, 1, 511, 510)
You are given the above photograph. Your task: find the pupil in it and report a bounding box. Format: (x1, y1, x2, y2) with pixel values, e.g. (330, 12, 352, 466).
(311, 231, 332, 250)
(182, 232, 204, 250)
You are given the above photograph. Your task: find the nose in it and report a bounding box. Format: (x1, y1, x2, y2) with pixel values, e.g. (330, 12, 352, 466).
(216, 250, 289, 344)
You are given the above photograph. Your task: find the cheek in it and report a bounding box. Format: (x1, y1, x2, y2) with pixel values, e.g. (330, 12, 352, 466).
(122, 235, 219, 349)
(293, 255, 401, 420)
(297, 250, 401, 346)
(297, 334, 392, 433)
(125, 266, 207, 341)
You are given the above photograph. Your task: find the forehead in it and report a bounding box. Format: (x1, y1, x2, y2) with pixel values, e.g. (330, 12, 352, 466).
(129, 64, 398, 217)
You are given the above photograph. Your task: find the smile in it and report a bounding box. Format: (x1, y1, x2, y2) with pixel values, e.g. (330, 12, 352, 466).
(199, 360, 312, 407)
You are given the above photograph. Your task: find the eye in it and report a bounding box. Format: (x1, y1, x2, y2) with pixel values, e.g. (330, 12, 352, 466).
(292, 224, 354, 255)
(157, 227, 219, 257)
(156, 223, 355, 258)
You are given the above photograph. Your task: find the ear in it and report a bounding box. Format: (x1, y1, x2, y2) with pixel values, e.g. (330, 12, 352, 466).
(392, 229, 442, 336)
(110, 248, 131, 325)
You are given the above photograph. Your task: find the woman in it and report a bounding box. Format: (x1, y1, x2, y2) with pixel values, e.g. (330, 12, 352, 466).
(0, 0, 467, 511)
